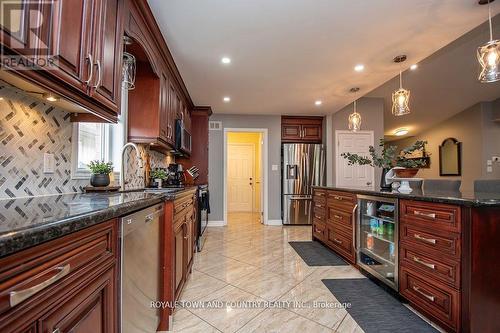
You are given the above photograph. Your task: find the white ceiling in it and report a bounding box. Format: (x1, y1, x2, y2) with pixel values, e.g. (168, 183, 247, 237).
(368, 14, 500, 140)
(148, 0, 500, 115)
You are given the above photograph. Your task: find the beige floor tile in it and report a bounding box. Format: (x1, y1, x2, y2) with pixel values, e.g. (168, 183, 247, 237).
(180, 270, 228, 301)
(237, 308, 334, 333)
(171, 309, 221, 332)
(199, 258, 259, 283)
(335, 314, 365, 333)
(231, 269, 299, 301)
(190, 285, 267, 333)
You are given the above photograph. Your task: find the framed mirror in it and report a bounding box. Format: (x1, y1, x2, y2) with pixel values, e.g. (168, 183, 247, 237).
(439, 138, 462, 176)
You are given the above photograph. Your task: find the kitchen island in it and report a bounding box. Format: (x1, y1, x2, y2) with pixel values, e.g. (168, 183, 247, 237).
(0, 187, 197, 332)
(312, 186, 500, 333)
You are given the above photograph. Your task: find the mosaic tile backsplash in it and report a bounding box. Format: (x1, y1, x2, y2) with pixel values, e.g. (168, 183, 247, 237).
(0, 82, 172, 199)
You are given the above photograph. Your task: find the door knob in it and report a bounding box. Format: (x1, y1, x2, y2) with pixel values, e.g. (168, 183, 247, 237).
(366, 182, 372, 186)
(249, 183, 253, 185)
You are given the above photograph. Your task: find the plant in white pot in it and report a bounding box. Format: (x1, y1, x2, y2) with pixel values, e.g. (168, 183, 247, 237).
(88, 160, 114, 187)
(150, 169, 168, 188)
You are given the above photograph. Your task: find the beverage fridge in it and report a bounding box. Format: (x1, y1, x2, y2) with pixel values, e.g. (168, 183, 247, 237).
(282, 143, 326, 225)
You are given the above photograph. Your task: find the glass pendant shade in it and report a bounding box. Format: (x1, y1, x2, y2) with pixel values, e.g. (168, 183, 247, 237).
(392, 87, 411, 116)
(477, 39, 500, 83)
(348, 100, 361, 131)
(122, 52, 136, 90)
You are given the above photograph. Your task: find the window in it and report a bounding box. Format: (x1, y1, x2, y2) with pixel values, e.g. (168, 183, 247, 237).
(71, 120, 124, 179)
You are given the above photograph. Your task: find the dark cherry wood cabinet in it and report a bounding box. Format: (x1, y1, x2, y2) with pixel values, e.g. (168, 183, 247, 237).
(281, 116, 323, 143)
(160, 189, 197, 331)
(312, 188, 356, 265)
(177, 106, 212, 185)
(124, 0, 193, 154)
(0, 220, 118, 333)
(0, 0, 123, 122)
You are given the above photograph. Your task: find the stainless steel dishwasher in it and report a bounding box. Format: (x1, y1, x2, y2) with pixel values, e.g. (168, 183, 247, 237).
(120, 204, 163, 333)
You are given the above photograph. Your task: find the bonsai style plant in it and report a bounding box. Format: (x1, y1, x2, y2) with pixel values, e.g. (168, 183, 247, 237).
(341, 139, 428, 190)
(88, 160, 114, 187)
(150, 168, 168, 188)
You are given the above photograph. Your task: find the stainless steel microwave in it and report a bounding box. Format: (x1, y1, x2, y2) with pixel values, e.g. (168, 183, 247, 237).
(175, 119, 191, 154)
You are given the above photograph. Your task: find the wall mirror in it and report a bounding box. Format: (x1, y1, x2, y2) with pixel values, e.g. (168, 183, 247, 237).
(439, 138, 462, 176)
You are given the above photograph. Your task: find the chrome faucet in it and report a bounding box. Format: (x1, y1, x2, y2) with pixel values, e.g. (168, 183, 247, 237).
(120, 142, 144, 191)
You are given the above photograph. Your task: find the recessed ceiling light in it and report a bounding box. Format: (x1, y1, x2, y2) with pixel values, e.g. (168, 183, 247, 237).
(394, 128, 409, 136)
(410, 64, 418, 70)
(223, 96, 231, 102)
(221, 57, 231, 64)
(315, 100, 322, 106)
(354, 64, 365, 72)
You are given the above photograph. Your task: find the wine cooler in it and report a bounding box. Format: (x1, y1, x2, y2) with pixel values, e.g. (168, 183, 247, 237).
(357, 195, 399, 290)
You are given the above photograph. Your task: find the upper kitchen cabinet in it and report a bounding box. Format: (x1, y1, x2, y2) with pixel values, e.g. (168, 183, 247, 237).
(282, 116, 323, 143)
(0, 0, 123, 122)
(124, 0, 193, 155)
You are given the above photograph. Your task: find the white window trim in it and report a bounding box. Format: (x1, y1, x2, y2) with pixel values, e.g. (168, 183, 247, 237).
(71, 123, 120, 180)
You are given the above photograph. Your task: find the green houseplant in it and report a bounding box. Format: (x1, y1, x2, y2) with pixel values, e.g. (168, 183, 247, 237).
(341, 139, 428, 191)
(150, 168, 168, 188)
(88, 160, 114, 187)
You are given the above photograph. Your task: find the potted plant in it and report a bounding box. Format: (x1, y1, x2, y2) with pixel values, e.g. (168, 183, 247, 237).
(88, 160, 114, 187)
(150, 168, 168, 188)
(341, 139, 428, 191)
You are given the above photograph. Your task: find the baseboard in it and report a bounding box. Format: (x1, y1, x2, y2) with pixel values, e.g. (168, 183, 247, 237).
(266, 219, 283, 226)
(207, 220, 226, 227)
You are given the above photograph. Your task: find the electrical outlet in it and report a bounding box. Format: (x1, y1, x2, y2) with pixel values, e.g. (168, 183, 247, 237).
(43, 153, 55, 174)
(487, 160, 493, 166)
(487, 166, 493, 173)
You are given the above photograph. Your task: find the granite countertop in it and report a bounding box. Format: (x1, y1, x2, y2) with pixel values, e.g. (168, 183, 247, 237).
(313, 186, 500, 207)
(0, 187, 197, 258)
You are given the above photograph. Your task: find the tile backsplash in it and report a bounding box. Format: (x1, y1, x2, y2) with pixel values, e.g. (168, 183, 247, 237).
(0, 81, 172, 199)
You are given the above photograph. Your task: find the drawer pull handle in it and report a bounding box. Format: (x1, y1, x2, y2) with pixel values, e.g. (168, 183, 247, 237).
(414, 234, 437, 244)
(334, 196, 342, 200)
(333, 238, 343, 244)
(315, 215, 322, 219)
(316, 192, 325, 196)
(315, 204, 323, 208)
(10, 264, 71, 307)
(413, 257, 436, 270)
(334, 214, 342, 220)
(412, 285, 435, 302)
(413, 210, 436, 219)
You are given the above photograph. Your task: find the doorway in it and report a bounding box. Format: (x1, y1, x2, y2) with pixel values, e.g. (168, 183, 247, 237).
(224, 129, 268, 226)
(335, 130, 375, 190)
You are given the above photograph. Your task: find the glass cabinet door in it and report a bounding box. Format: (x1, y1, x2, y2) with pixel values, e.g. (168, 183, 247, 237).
(357, 196, 398, 290)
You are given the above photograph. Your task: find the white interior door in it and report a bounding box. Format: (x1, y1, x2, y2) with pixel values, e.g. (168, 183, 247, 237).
(228, 144, 254, 212)
(336, 131, 375, 190)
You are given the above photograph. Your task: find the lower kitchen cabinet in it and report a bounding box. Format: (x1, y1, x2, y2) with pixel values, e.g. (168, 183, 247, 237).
(0, 219, 118, 333)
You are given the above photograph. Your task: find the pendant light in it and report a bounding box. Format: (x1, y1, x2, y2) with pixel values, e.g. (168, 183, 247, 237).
(348, 87, 362, 132)
(122, 36, 136, 90)
(477, 0, 500, 83)
(392, 55, 411, 116)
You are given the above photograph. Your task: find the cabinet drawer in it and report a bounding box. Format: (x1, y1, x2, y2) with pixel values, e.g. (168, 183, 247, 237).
(313, 207, 326, 221)
(400, 223, 460, 259)
(325, 227, 354, 263)
(327, 191, 356, 212)
(312, 220, 326, 240)
(400, 246, 460, 289)
(327, 207, 352, 231)
(400, 267, 459, 331)
(313, 200, 326, 210)
(0, 220, 117, 319)
(313, 189, 326, 203)
(400, 200, 461, 233)
(174, 195, 194, 217)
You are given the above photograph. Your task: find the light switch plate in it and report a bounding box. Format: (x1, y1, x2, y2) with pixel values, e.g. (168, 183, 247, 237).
(487, 166, 493, 173)
(43, 153, 55, 173)
(271, 164, 279, 171)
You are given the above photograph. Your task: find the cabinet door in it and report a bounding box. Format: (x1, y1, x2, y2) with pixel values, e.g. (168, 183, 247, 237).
(89, 0, 122, 113)
(159, 72, 170, 142)
(38, 266, 116, 333)
(302, 124, 322, 142)
(282, 124, 302, 141)
(168, 82, 179, 144)
(173, 222, 185, 300)
(46, 0, 94, 94)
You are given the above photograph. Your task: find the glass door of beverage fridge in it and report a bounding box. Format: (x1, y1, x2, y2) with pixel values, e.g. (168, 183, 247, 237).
(357, 195, 398, 290)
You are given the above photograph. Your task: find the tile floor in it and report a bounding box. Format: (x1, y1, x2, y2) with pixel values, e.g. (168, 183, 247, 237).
(170, 212, 367, 332)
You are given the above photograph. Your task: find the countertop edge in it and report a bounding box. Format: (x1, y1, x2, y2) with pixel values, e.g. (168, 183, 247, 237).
(312, 186, 500, 208)
(0, 187, 199, 258)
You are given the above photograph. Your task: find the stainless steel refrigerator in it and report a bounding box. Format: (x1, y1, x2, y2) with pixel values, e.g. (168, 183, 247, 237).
(282, 143, 326, 225)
